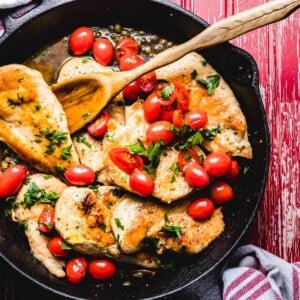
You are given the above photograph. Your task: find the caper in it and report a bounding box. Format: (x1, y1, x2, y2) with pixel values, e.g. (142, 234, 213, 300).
(153, 44, 164, 53)
(158, 38, 168, 45)
(121, 29, 130, 36)
(114, 23, 122, 33)
(141, 45, 151, 54)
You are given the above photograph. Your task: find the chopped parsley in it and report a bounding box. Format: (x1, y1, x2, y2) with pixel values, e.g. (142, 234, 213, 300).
(20, 182, 59, 208)
(61, 242, 72, 250)
(114, 218, 124, 230)
(176, 131, 204, 151)
(105, 131, 116, 142)
(39, 128, 68, 154)
(160, 214, 182, 238)
(170, 163, 180, 183)
(7, 94, 24, 107)
(35, 104, 41, 111)
(76, 136, 92, 148)
(98, 223, 107, 232)
(160, 84, 174, 100)
(60, 144, 72, 160)
(81, 112, 90, 120)
(202, 126, 221, 140)
(196, 75, 220, 95)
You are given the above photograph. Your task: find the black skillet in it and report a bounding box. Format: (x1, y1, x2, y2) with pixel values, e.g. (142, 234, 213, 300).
(0, 0, 270, 299)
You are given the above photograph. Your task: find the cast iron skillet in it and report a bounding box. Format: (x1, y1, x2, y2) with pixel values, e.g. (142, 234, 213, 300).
(0, 0, 270, 299)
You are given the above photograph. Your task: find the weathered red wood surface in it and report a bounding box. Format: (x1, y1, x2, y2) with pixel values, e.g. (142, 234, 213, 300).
(171, 0, 300, 262)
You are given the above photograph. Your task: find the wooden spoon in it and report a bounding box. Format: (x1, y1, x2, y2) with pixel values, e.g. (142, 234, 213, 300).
(51, 0, 299, 134)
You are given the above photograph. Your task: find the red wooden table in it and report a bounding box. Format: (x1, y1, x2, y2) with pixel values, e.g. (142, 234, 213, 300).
(170, 0, 300, 263)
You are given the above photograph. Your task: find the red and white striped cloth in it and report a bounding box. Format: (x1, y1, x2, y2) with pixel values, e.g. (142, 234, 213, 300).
(222, 245, 300, 300)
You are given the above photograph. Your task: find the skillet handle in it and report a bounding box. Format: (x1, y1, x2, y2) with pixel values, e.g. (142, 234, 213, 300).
(121, 0, 300, 85)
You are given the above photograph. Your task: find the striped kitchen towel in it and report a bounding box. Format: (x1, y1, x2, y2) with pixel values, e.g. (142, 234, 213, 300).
(0, 0, 31, 9)
(222, 245, 300, 300)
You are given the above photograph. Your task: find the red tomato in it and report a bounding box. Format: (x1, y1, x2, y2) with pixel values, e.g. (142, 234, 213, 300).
(210, 181, 234, 204)
(203, 152, 232, 177)
(109, 148, 144, 174)
(187, 197, 215, 219)
(160, 106, 174, 122)
(224, 159, 240, 181)
(137, 71, 157, 94)
(38, 205, 55, 233)
(129, 169, 154, 196)
(115, 36, 139, 62)
(119, 54, 144, 71)
(146, 121, 175, 145)
(0, 165, 27, 198)
(88, 259, 116, 280)
(144, 93, 162, 122)
(172, 109, 184, 129)
(184, 162, 210, 188)
(185, 109, 208, 130)
(156, 82, 176, 106)
(123, 80, 140, 101)
(174, 81, 190, 111)
(64, 165, 95, 186)
(69, 26, 94, 56)
(87, 111, 109, 137)
(92, 38, 114, 66)
(178, 148, 201, 173)
(47, 236, 71, 257)
(66, 257, 88, 284)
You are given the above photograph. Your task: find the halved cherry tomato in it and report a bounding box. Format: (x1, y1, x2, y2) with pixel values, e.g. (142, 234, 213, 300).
(185, 109, 208, 130)
(178, 148, 201, 173)
(109, 148, 144, 174)
(203, 152, 231, 177)
(144, 93, 162, 122)
(87, 111, 109, 137)
(115, 36, 139, 62)
(88, 259, 116, 280)
(210, 181, 234, 204)
(69, 26, 94, 56)
(174, 81, 190, 111)
(64, 165, 95, 186)
(47, 236, 71, 257)
(129, 169, 154, 196)
(146, 120, 175, 145)
(123, 80, 140, 101)
(172, 109, 184, 129)
(136, 71, 157, 94)
(38, 205, 55, 233)
(184, 162, 210, 188)
(156, 81, 176, 106)
(92, 38, 114, 66)
(224, 159, 240, 181)
(119, 54, 144, 71)
(66, 257, 88, 284)
(187, 197, 215, 219)
(0, 165, 27, 198)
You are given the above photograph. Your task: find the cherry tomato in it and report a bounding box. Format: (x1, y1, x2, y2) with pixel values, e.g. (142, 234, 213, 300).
(178, 148, 201, 173)
(119, 54, 144, 71)
(92, 38, 114, 66)
(66, 257, 88, 284)
(144, 93, 162, 122)
(109, 148, 144, 174)
(172, 109, 184, 129)
(69, 26, 94, 56)
(88, 259, 116, 280)
(87, 111, 109, 137)
(160, 106, 174, 122)
(136, 71, 157, 94)
(47, 236, 71, 257)
(129, 169, 154, 196)
(184, 162, 210, 188)
(115, 36, 139, 62)
(156, 81, 176, 106)
(174, 81, 190, 111)
(146, 121, 175, 145)
(64, 165, 95, 186)
(187, 197, 215, 219)
(185, 109, 208, 130)
(38, 205, 55, 233)
(123, 80, 140, 101)
(210, 181, 234, 204)
(203, 152, 232, 177)
(224, 159, 240, 181)
(0, 165, 27, 198)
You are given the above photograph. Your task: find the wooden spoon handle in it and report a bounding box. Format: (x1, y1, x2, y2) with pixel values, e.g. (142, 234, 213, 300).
(120, 0, 299, 86)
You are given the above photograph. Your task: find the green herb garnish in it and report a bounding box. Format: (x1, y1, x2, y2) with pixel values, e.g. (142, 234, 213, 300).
(76, 136, 92, 148)
(115, 218, 124, 230)
(39, 128, 68, 154)
(60, 145, 72, 160)
(196, 75, 220, 95)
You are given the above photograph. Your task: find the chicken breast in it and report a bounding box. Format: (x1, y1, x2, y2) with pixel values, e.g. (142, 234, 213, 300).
(55, 186, 161, 268)
(156, 52, 252, 158)
(112, 194, 224, 255)
(0, 64, 79, 175)
(12, 174, 67, 277)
